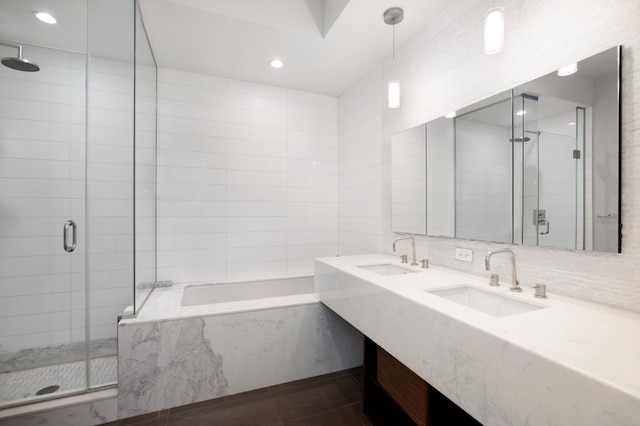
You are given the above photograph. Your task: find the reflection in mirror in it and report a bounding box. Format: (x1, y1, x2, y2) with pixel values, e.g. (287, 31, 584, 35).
(390, 46, 621, 253)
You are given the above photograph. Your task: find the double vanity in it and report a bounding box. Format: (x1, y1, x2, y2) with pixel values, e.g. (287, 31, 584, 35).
(315, 254, 640, 425)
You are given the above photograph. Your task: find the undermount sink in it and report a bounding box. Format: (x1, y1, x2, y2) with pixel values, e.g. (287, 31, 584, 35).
(358, 263, 418, 276)
(427, 285, 544, 317)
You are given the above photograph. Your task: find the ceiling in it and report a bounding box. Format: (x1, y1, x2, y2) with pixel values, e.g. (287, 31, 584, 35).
(0, 0, 451, 96)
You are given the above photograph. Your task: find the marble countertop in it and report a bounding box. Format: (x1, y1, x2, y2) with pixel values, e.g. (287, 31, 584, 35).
(315, 254, 640, 425)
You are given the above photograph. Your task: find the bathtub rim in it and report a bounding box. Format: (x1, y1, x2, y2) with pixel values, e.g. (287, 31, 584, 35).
(121, 274, 319, 326)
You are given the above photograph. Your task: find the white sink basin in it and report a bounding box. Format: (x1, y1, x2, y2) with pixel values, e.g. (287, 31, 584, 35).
(358, 263, 418, 276)
(427, 285, 544, 317)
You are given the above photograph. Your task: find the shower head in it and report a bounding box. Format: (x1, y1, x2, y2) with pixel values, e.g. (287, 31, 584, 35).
(510, 137, 531, 143)
(2, 56, 40, 72)
(0, 43, 40, 72)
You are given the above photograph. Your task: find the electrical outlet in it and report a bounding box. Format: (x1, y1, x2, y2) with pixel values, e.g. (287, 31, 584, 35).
(455, 248, 473, 262)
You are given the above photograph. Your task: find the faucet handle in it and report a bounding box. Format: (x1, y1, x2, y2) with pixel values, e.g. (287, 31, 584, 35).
(533, 283, 548, 299)
(421, 259, 429, 269)
(400, 254, 408, 263)
(489, 273, 500, 287)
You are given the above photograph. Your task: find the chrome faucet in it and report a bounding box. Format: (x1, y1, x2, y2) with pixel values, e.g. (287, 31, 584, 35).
(485, 248, 522, 292)
(393, 236, 418, 266)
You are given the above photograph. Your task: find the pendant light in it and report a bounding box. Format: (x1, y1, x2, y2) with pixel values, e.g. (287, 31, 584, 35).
(384, 7, 403, 109)
(484, 2, 504, 54)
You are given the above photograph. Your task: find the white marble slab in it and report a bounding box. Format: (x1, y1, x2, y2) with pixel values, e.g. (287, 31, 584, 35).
(0, 390, 117, 426)
(315, 254, 640, 426)
(118, 285, 362, 418)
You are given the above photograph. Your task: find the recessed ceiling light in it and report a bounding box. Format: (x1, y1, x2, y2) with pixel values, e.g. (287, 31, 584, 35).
(568, 122, 576, 126)
(557, 62, 578, 77)
(516, 110, 526, 116)
(444, 111, 457, 118)
(270, 59, 284, 69)
(33, 11, 57, 24)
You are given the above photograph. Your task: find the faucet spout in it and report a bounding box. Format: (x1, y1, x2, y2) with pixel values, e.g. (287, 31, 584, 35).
(485, 248, 522, 292)
(393, 236, 418, 266)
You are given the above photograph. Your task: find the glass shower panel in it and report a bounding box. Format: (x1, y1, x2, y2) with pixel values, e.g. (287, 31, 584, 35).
(0, 43, 88, 407)
(86, 0, 135, 388)
(536, 106, 584, 250)
(134, 2, 158, 312)
(516, 94, 541, 246)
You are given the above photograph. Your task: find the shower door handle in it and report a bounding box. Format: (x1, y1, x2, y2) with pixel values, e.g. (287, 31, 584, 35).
(539, 220, 550, 235)
(63, 220, 77, 253)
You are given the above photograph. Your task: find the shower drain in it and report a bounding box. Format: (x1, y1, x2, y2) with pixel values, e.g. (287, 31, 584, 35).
(35, 385, 60, 396)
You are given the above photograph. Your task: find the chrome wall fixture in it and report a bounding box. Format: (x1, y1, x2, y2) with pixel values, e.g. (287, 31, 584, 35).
(384, 7, 403, 109)
(0, 41, 40, 72)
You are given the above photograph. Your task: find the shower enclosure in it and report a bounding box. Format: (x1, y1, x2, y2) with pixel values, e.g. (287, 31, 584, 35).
(455, 92, 586, 249)
(0, 0, 156, 408)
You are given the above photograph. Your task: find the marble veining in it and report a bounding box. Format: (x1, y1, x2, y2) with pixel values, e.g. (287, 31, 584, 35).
(118, 280, 362, 418)
(316, 254, 640, 425)
(0, 338, 116, 374)
(0, 390, 117, 426)
(118, 318, 227, 418)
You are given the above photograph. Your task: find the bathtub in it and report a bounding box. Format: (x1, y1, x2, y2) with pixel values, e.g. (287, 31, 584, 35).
(117, 275, 363, 418)
(181, 276, 314, 306)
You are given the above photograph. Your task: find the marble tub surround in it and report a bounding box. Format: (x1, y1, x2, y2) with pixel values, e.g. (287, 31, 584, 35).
(118, 279, 363, 418)
(129, 277, 321, 323)
(315, 254, 640, 426)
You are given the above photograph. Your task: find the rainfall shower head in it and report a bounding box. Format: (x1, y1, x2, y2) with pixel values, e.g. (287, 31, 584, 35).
(509, 137, 531, 143)
(1, 42, 40, 72)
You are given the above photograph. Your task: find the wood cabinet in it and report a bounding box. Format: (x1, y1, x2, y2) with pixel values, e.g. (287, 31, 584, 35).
(363, 337, 481, 426)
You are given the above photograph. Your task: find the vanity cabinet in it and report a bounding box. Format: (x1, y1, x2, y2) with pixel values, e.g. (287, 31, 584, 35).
(363, 337, 480, 426)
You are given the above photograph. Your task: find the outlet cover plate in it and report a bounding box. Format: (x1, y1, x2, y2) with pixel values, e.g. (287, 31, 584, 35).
(455, 248, 473, 262)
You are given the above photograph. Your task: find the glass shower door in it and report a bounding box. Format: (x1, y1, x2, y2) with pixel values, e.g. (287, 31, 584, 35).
(0, 44, 88, 407)
(516, 93, 584, 250)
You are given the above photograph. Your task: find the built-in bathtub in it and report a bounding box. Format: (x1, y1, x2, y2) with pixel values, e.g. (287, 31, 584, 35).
(181, 276, 315, 306)
(117, 275, 363, 418)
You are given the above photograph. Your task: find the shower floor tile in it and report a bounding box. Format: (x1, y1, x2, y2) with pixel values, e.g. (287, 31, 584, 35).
(0, 356, 117, 408)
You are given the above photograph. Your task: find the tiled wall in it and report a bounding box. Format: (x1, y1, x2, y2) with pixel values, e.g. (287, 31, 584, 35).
(455, 119, 511, 243)
(86, 56, 135, 344)
(0, 46, 86, 354)
(390, 125, 426, 234)
(337, 69, 383, 255)
(0, 45, 138, 357)
(157, 70, 338, 282)
(339, 0, 640, 313)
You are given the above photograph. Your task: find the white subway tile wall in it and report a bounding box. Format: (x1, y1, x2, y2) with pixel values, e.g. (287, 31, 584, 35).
(337, 69, 383, 255)
(341, 0, 640, 312)
(157, 70, 338, 282)
(0, 46, 88, 353)
(86, 56, 136, 344)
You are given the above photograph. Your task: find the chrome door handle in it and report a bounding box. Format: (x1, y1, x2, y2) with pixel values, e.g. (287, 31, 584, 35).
(539, 220, 550, 235)
(63, 220, 77, 252)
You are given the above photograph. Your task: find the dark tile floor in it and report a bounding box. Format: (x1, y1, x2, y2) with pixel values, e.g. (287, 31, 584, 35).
(106, 368, 371, 426)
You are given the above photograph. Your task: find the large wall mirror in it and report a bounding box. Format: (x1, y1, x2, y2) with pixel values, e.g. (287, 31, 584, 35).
(391, 46, 621, 253)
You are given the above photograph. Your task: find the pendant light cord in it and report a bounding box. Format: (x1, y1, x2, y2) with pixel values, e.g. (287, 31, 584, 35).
(392, 21, 395, 60)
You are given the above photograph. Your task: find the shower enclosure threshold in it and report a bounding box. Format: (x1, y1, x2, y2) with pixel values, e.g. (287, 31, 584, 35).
(0, 356, 117, 409)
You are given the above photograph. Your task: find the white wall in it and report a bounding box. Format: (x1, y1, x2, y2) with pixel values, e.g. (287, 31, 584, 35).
(340, 0, 640, 313)
(337, 70, 383, 255)
(156, 69, 338, 282)
(86, 56, 136, 345)
(391, 125, 426, 234)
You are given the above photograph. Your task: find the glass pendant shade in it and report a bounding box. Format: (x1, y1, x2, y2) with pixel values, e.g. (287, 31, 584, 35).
(484, 7, 504, 54)
(388, 80, 400, 109)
